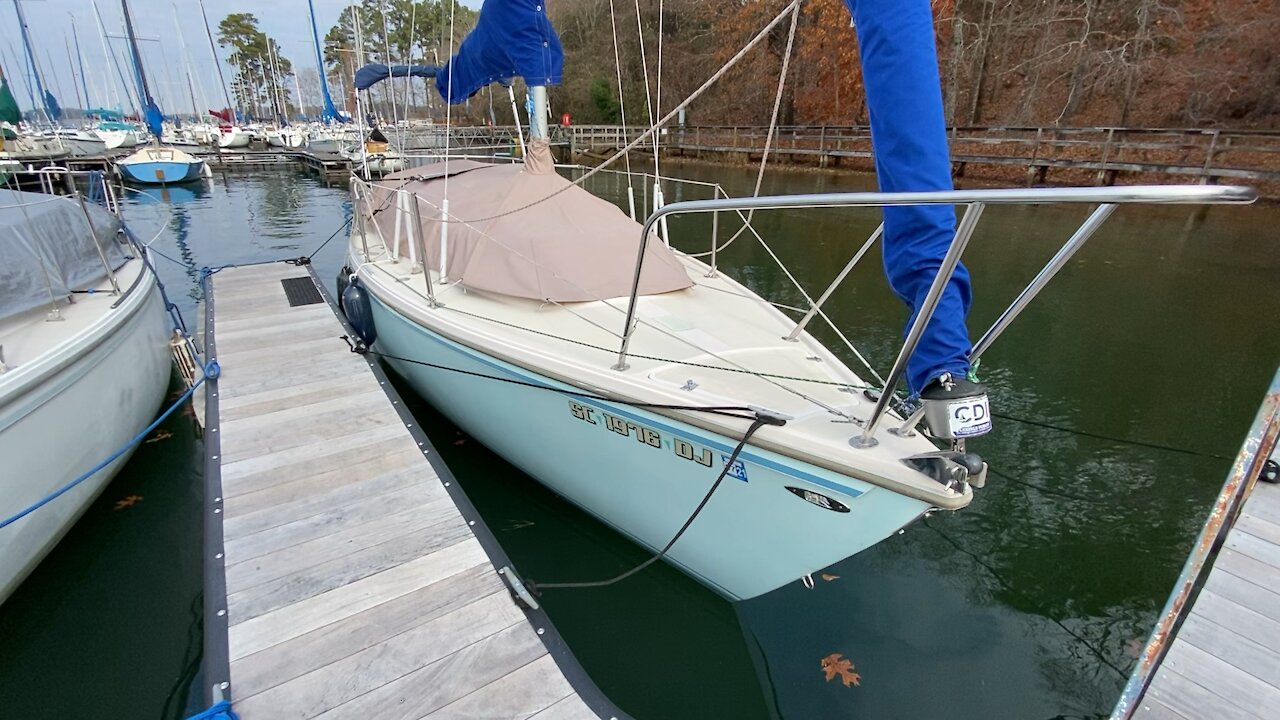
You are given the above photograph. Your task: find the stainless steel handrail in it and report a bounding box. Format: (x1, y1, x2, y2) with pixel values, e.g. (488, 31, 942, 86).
(613, 184, 1258, 439)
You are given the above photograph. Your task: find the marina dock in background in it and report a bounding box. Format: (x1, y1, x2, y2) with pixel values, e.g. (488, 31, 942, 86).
(199, 262, 619, 720)
(1113, 369, 1280, 720)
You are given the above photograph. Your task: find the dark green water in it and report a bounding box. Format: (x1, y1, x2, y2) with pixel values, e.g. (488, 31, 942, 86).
(1, 164, 1277, 719)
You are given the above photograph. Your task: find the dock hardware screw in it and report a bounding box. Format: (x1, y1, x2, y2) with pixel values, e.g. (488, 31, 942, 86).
(214, 508, 221, 514)
(537, 628, 544, 635)
(468, 521, 475, 526)
(220, 682, 229, 691)
(217, 610, 225, 617)
(215, 553, 223, 559)
(215, 497, 222, 503)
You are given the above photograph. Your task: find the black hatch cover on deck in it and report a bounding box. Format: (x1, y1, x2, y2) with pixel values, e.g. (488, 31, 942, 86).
(280, 276, 324, 307)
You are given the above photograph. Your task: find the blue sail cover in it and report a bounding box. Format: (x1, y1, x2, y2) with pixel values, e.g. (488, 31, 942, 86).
(354, 63, 440, 91)
(120, 0, 164, 137)
(307, 0, 346, 122)
(844, 0, 971, 394)
(43, 90, 61, 120)
(436, 0, 563, 104)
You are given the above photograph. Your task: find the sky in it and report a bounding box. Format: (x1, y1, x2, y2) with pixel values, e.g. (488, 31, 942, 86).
(0, 0, 479, 115)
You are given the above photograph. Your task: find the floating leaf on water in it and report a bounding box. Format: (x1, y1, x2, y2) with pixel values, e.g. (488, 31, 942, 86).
(820, 652, 861, 688)
(821, 573, 839, 582)
(145, 430, 173, 444)
(114, 495, 144, 510)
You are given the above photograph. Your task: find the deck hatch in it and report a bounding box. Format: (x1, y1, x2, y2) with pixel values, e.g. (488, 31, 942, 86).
(280, 276, 324, 307)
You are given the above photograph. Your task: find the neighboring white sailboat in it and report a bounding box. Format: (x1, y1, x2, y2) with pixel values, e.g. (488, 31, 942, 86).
(217, 126, 252, 149)
(96, 123, 142, 150)
(0, 188, 171, 603)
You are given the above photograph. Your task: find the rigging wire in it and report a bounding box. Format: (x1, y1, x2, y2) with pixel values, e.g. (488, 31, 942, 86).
(434, 0, 803, 225)
(607, 0, 635, 219)
(921, 515, 1130, 679)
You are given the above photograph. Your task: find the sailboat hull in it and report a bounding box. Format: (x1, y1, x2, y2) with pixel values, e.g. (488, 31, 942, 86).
(218, 131, 251, 149)
(0, 276, 170, 603)
(366, 292, 930, 601)
(118, 160, 205, 184)
(117, 146, 208, 184)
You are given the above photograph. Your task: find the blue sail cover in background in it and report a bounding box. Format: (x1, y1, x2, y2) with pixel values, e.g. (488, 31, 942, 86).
(355, 63, 440, 91)
(142, 102, 164, 137)
(307, 0, 346, 122)
(43, 90, 61, 120)
(843, 0, 972, 394)
(436, 0, 563, 104)
(120, 0, 164, 137)
(87, 108, 124, 119)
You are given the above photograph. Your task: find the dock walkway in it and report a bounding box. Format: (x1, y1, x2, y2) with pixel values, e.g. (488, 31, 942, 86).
(200, 262, 614, 720)
(1115, 370, 1280, 720)
(1133, 478, 1280, 719)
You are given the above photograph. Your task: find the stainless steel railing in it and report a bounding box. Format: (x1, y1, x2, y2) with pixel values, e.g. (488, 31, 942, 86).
(614, 185, 1258, 445)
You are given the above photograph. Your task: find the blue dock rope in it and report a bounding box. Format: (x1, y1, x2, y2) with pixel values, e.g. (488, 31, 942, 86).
(184, 700, 238, 720)
(0, 361, 219, 531)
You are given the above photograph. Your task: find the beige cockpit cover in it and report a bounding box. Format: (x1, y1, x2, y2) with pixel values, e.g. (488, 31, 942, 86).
(371, 141, 693, 302)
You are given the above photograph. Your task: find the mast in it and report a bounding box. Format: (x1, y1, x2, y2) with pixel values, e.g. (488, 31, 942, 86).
(293, 67, 303, 121)
(71, 19, 93, 111)
(308, 0, 340, 123)
(11, 0, 55, 124)
(64, 35, 84, 119)
(91, 0, 131, 113)
(120, 0, 163, 140)
(198, 0, 235, 123)
(172, 5, 200, 118)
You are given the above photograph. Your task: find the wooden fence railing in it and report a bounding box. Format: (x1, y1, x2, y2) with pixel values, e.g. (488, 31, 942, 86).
(562, 124, 1280, 188)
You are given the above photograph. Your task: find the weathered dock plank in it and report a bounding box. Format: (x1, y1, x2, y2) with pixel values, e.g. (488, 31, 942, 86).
(1113, 367, 1280, 720)
(1122, 483, 1280, 720)
(201, 263, 618, 719)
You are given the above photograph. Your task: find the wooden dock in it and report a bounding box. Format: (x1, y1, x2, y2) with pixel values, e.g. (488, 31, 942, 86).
(1114, 370, 1280, 720)
(199, 262, 620, 719)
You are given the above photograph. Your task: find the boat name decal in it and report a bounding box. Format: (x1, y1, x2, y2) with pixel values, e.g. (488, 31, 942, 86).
(785, 486, 850, 513)
(568, 400, 730, 474)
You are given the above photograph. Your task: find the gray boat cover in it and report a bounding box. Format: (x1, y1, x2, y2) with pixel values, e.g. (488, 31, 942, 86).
(0, 189, 125, 321)
(371, 140, 692, 302)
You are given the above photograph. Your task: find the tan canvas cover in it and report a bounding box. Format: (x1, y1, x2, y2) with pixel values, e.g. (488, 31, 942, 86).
(372, 141, 692, 302)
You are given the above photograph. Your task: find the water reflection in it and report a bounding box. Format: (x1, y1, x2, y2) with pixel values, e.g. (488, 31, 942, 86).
(570, 163, 1280, 718)
(3, 163, 1275, 720)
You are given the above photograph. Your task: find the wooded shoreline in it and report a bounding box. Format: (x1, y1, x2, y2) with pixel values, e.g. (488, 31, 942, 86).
(562, 124, 1280, 199)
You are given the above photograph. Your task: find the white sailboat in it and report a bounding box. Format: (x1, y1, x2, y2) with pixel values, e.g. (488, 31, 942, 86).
(341, 0, 1257, 601)
(0, 187, 171, 603)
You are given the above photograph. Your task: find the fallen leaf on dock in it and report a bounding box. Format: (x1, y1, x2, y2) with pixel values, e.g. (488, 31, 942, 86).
(145, 430, 173, 443)
(821, 653, 861, 688)
(114, 495, 144, 510)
